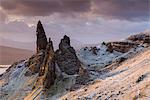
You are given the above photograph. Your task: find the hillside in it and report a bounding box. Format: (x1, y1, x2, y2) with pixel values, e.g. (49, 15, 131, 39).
(0, 46, 34, 65)
(0, 22, 149, 100)
(61, 48, 150, 100)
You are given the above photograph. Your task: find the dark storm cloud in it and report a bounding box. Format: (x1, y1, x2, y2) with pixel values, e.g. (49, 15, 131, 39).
(93, 0, 150, 21)
(0, 0, 149, 21)
(0, 0, 91, 16)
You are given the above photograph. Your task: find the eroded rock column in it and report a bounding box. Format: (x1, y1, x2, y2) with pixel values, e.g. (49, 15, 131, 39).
(55, 35, 80, 75)
(36, 20, 48, 52)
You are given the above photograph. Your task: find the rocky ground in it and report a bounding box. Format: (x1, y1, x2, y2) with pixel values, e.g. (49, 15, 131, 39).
(61, 47, 150, 100)
(0, 21, 150, 100)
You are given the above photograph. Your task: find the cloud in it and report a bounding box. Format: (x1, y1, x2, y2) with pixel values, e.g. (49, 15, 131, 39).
(92, 0, 150, 21)
(0, 0, 149, 21)
(0, 0, 91, 16)
(36, 18, 150, 44)
(0, 17, 149, 50)
(0, 20, 35, 42)
(0, 9, 7, 23)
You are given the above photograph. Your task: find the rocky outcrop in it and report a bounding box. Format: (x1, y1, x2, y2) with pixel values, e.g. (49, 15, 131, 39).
(26, 21, 87, 90)
(90, 47, 99, 55)
(76, 66, 90, 85)
(106, 43, 113, 53)
(29, 38, 56, 89)
(127, 33, 150, 44)
(36, 20, 48, 52)
(55, 35, 80, 75)
(42, 38, 56, 89)
(25, 22, 57, 89)
(106, 42, 138, 53)
(25, 51, 45, 75)
(106, 33, 150, 53)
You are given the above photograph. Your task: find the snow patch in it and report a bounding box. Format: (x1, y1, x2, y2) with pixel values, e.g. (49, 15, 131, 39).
(77, 44, 123, 70)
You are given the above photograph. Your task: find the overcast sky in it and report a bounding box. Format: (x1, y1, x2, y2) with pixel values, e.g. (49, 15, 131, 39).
(0, 0, 150, 49)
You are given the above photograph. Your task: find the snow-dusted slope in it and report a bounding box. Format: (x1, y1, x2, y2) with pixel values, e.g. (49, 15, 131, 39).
(0, 61, 38, 100)
(60, 47, 150, 100)
(0, 32, 149, 100)
(61, 48, 150, 100)
(77, 43, 144, 73)
(0, 60, 77, 100)
(77, 44, 123, 69)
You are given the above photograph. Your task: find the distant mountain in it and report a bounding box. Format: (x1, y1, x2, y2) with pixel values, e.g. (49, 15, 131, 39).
(0, 37, 85, 51)
(0, 37, 35, 50)
(0, 46, 34, 65)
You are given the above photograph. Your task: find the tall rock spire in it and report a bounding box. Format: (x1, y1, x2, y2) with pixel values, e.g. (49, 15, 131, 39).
(36, 20, 48, 52)
(55, 35, 80, 75)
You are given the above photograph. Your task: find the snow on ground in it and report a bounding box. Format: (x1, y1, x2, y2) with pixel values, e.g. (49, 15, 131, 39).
(77, 44, 145, 80)
(77, 44, 123, 70)
(24, 73, 77, 100)
(60, 47, 150, 100)
(0, 34, 149, 100)
(0, 65, 10, 75)
(0, 61, 38, 100)
(0, 60, 77, 100)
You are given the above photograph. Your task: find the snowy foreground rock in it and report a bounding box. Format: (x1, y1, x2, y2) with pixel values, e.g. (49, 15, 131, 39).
(0, 22, 150, 100)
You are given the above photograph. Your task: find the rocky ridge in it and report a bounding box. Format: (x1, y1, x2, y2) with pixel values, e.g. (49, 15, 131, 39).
(26, 21, 83, 89)
(0, 21, 87, 100)
(0, 22, 150, 100)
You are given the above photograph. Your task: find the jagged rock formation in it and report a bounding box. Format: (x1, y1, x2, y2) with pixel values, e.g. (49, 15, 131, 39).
(106, 33, 150, 53)
(25, 22, 57, 89)
(25, 50, 45, 75)
(25, 40, 56, 89)
(105, 33, 150, 53)
(55, 35, 80, 75)
(26, 22, 83, 90)
(1, 22, 150, 100)
(60, 48, 150, 100)
(127, 33, 150, 44)
(106, 43, 113, 53)
(106, 42, 138, 53)
(36, 21, 48, 52)
(42, 38, 56, 89)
